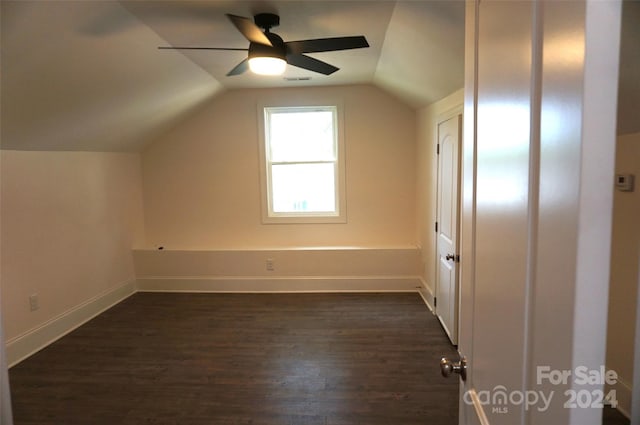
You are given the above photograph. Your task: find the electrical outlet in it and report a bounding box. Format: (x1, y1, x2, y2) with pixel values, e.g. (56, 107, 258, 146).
(266, 258, 274, 271)
(29, 293, 39, 311)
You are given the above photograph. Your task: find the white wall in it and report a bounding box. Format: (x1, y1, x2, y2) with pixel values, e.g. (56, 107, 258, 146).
(137, 84, 420, 292)
(0, 151, 144, 363)
(606, 131, 640, 417)
(416, 88, 464, 300)
(141, 84, 417, 250)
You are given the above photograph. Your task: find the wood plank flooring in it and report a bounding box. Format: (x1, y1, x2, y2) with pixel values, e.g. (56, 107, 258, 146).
(9, 293, 460, 425)
(603, 406, 631, 425)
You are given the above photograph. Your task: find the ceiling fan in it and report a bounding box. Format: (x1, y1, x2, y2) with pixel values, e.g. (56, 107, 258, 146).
(159, 13, 370, 77)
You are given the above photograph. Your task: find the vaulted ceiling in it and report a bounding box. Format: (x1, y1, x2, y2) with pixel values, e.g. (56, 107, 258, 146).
(1, 1, 466, 152)
(4, 1, 636, 153)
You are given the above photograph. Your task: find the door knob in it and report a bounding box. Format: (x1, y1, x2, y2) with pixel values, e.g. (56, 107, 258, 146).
(445, 253, 456, 261)
(440, 356, 467, 381)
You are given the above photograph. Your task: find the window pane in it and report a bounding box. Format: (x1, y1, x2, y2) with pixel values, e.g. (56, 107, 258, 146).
(271, 163, 336, 213)
(269, 110, 335, 162)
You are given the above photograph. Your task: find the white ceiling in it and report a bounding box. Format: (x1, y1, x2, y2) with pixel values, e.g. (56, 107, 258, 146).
(1, 0, 466, 152)
(3, 1, 635, 153)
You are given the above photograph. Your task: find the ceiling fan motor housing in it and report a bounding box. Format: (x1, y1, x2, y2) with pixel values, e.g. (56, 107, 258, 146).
(249, 32, 286, 60)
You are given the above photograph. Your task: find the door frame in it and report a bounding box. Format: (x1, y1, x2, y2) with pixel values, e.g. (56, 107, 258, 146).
(434, 106, 463, 345)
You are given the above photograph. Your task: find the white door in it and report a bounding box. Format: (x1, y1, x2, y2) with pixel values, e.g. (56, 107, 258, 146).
(435, 113, 461, 344)
(448, 1, 622, 425)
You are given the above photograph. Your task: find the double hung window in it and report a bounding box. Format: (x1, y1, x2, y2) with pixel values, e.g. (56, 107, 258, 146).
(259, 105, 346, 223)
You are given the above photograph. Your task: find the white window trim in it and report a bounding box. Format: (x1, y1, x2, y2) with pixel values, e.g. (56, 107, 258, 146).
(258, 101, 347, 224)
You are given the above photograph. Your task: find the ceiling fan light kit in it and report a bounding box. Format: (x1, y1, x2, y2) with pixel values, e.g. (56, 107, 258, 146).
(249, 57, 287, 75)
(159, 12, 370, 77)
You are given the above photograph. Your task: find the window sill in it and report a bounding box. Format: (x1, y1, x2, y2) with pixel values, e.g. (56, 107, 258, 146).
(262, 214, 347, 224)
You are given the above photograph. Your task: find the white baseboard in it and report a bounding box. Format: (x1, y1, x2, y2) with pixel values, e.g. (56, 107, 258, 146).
(7, 280, 136, 368)
(606, 375, 632, 419)
(416, 278, 435, 312)
(136, 276, 422, 293)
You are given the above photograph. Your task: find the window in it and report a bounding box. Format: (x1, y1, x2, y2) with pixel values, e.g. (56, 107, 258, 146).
(259, 104, 346, 223)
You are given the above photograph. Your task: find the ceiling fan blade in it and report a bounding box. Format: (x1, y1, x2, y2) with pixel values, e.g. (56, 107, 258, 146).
(227, 58, 249, 76)
(226, 14, 272, 46)
(286, 53, 339, 75)
(286, 36, 369, 55)
(158, 46, 248, 51)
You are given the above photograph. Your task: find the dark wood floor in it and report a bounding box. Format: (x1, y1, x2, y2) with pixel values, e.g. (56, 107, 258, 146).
(9, 293, 460, 425)
(603, 406, 631, 425)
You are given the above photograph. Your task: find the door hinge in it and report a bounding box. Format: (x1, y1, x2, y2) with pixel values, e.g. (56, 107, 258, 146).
(434, 297, 437, 307)
(435, 221, 438, 232)
(437, 144, 440, 155)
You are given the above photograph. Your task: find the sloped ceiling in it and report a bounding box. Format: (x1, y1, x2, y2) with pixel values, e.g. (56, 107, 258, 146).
(1, 0, 466, 152)
(1, 1, 223, 152)
(375, 1, 464, 108)
(123, 1, 398, 89)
